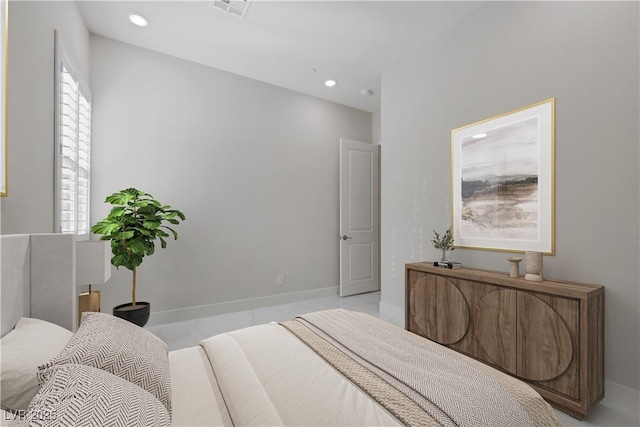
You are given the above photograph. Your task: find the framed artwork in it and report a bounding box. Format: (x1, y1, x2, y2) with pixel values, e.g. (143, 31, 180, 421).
(0, 0, 6, 197)
(451, 98, 555, 254)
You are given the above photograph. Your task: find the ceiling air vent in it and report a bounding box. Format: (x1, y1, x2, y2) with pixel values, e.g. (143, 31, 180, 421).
(211, 0, 252, 19)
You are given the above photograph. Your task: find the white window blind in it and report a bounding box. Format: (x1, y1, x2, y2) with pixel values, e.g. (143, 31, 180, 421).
(55, 35, 92, 239)
(77, 88, 92, 236)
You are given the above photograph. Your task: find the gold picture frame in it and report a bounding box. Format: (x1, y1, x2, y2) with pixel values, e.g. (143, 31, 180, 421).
(451, 98, 555, 254)
(0, 0, 7, 197)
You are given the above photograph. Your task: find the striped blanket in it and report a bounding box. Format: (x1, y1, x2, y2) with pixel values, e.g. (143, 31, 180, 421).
(281, 309, 560, 427)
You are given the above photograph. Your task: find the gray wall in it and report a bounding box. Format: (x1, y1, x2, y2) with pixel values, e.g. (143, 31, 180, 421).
(372, 109, 381, 144)
(381, 2, 639, 391)
(1, 1, 90, 233)
(90, 36, 372, 314)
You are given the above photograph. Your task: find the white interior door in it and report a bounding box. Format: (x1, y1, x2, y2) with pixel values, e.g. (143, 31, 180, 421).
(339, 138, 379, 297)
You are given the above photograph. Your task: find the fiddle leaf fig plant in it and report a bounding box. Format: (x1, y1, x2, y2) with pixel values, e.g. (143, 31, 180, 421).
(91, 188, 186, 307)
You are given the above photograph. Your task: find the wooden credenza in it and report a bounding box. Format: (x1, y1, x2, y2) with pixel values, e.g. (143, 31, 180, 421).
(405, 262, 604, 419)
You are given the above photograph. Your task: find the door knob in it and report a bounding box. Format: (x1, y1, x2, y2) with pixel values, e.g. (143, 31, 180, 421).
(341, 235, 353, 240)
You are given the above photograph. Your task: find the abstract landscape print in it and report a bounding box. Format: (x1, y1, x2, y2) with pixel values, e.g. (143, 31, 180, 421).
(452, 99, 555, 253)
(460, 117, 539, 241)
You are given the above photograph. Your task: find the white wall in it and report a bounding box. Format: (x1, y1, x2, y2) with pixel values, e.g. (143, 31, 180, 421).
(381, 2, 639, 392)
(1, 1, 90, 233)
(90, 36, 372, 316)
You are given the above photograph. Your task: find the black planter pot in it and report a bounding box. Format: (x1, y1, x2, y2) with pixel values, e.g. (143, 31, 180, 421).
(113, 302, 151, 327)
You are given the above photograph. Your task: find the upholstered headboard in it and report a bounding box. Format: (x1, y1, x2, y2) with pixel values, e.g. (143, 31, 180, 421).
(1, 234, 77, 336)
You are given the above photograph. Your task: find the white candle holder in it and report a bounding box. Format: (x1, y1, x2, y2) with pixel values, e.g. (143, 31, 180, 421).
(507, 257, 522, 278)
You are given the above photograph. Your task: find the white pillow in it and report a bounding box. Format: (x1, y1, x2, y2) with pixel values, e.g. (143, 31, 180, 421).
(0, 318, 72, 412)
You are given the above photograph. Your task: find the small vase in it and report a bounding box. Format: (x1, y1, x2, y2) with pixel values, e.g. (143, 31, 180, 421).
(524, 251, 543, 282)
(441, 249, 448, 262)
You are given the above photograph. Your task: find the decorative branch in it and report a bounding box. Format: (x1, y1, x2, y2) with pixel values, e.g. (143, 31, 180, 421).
(432, 228, 455, 252)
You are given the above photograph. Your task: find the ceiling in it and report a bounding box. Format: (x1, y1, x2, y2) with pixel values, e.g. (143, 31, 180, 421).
(78, 1, 486, 113)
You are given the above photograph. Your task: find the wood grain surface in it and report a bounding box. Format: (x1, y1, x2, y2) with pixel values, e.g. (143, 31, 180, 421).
(405, 263, 605, 419)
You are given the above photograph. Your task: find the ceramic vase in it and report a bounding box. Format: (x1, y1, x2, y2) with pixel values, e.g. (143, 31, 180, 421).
(524, 251, 543, 282)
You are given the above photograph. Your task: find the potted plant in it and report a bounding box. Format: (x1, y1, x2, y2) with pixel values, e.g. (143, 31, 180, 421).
(91, 188, 185, 327)
(432, 227, 454, 262)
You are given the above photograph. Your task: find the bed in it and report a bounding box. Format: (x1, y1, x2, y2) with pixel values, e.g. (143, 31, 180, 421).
(0, 234, 561, 426)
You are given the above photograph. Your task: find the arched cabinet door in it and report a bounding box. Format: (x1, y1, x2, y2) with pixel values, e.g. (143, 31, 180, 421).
(435, 276, 469, 345)
(476, 289, 517, 375)
(408, 273, 437, 340)
(517, 292, 574, 381)
(407, 273, 469, 345)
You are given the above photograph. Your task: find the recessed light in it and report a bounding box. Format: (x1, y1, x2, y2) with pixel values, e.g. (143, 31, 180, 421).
(472, 133, 487, 139)
(128, 14, 148, 27)
(324, 80, 337, 87)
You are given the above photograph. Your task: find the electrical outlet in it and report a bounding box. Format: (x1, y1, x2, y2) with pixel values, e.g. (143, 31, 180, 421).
(277, 274, 285, 285)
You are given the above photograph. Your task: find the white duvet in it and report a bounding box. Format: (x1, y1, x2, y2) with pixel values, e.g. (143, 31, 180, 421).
(170, 322, 401, 427)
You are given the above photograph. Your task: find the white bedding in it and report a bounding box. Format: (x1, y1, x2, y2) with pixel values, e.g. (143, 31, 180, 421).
(0, 410, 19, 427)
(172, 322, 401, 427)
(169, 346, 233, 427)
(6, 311, 557, 426)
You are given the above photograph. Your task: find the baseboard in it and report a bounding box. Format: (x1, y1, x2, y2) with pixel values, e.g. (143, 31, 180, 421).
(146, 286, 339, 327)
(600, 380, 640, 418)
(379, 301, 405, 327)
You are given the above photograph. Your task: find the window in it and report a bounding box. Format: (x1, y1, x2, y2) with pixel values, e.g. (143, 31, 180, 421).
(54, 34, 92, 239)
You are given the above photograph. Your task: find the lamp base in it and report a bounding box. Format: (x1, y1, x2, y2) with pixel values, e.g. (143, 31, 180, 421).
(78, 290, 100, 325)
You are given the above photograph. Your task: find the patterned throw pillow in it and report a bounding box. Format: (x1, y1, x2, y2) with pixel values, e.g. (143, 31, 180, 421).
(19, 364, 170, 427)
(39, 312, 171, 415)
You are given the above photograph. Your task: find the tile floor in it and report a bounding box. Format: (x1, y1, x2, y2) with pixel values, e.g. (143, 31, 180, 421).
(145, 290, 389, 352)
(147, 291, 638, 427)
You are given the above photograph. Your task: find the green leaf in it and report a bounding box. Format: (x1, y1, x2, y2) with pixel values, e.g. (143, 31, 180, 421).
(109, 206, 127, 217)
(123, 188, 145, 198)
(105, 192, 134, 205)
(145, 242, 155, 256)
(165, 209, 185, 220)
(91, 221, 121, 236)
(92, 187, 184, 276)
(129, 254, 144, 269)
(134, 227, 152, 237)
(163, 226, 178, 240)
(112, 254, 127, 267)
(143, 221, 160, 230)
(127, 240, 146, 254)
(111, 243, 128, 255)
(133, 200, 151, 208)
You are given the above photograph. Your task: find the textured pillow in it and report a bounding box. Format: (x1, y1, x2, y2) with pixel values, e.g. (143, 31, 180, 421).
(0, 318, 73, 412)
(39, 312, 171, 414)
(19, 364, 170, 427)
